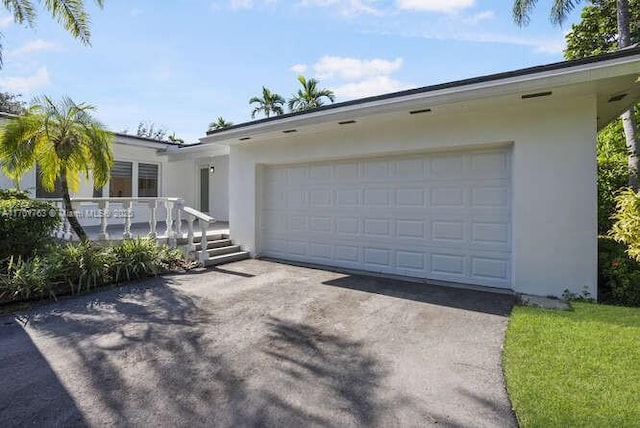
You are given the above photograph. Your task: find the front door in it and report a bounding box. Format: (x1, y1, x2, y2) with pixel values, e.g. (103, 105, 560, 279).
(200, 167, 210, 213)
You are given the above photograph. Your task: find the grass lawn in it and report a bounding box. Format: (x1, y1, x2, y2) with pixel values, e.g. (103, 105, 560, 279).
(503, 302, 640, 427)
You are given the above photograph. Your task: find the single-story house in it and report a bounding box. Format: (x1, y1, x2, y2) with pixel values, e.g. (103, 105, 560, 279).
(2, 47, 640, 298)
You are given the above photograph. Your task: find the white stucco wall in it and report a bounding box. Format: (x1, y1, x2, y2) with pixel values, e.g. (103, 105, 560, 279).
(165, 154, 229, 222)
(228, 95, 597, 298)
(209, 155, 229, 222)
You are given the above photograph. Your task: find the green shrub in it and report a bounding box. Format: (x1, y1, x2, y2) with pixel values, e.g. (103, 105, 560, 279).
(598, 159, 628, 234)
(51, 241, 114, 294)
(0, 238, 187, 305)
(0, 256, 58, 303)
(0, 188, 29, 200)
(109, 238, 186, 283)
(598, 237, 640, 307)
(0, 198, 60, 260)
(158, 245, 186, 271)
(610, 189, 640, 261)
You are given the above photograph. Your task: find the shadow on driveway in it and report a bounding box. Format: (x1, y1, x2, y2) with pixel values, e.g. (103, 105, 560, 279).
(0, 321, 87, 427)
(322, 273, 514, 316)
(0, 260, 516, 427)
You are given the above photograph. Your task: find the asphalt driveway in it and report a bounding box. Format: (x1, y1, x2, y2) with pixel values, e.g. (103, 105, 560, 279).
(0, 259, 516, 427)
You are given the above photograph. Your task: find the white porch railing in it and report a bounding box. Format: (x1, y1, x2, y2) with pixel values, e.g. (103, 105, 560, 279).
(39, 197, 215, 262)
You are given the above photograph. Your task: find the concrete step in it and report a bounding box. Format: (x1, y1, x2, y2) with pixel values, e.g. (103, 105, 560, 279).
(206, 245, 241, 257)
(204, 251, 250, 267)
(195, 239, 232, 250)
(177, 232, 227, 246)
(177, 232, 222, 245)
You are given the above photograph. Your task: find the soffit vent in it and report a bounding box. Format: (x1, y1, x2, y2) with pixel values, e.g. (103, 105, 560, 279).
(608, 93, 628, 102)
(282, 129, 297, 134)
(239, 137, 251, 141)
(409, 108, 432, 115)
(338, 120, 357, 125)
(521, 91, 552, 99)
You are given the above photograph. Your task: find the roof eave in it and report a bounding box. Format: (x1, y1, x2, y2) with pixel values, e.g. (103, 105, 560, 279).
(200, 48, 640, 146)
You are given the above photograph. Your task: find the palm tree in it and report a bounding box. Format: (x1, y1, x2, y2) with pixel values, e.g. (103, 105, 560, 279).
(250, 87, 285, 119)
(513, 0, 639, 188)
(1, 0, 104, 66)
(208, 117, 234, 131)
(0, 96, 113, 240)
(288, 75, 336, 112)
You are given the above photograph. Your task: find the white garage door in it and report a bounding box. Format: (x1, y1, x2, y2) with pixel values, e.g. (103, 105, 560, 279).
(260, 148, 512, 288)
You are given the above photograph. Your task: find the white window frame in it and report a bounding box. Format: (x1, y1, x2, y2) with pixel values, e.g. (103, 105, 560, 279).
(98, 160, 163, 198)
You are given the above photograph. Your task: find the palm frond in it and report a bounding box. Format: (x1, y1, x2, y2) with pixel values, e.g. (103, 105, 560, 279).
(513, 0, 538, 26)
(2, 0, 37, 26)
(0, 112, 42, 180)
(550, 0, 579, 25)
(43, 0, 92, 44)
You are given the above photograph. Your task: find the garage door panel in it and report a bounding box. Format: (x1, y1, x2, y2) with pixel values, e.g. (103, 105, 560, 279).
(336, 189, 360, 207)
(471, 257, 509, 281)
(364, 160, 391, 179)
(364, 247, 392, 267)
(334, 162, 360, 180)
(364, 218, 392, 237)
(336, 216, 360, 234)
(472, 186, 510, 208)
(431, 187, 466, 208)
(395, 158, 426, 178)
(429, 154, 465, 178)
(397, 250, 426, 270)
(431, 253, 466, 276)
(396, 219, 426, 239)
(470, 151, 510, 178)
(364, 188, 393, 207)
(260, 148, 512, 288)
(397, 188, 426, 207)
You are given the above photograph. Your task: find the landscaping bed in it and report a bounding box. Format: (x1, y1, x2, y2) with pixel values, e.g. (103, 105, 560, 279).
(0, 238, 191, 307)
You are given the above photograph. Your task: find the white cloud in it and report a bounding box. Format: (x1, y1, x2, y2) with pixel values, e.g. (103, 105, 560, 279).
(8, 39, 58, 56)
(397, 0, 474, 13)
(300, 0, 381, 16)
(231, 0, 253, 9)
(314, 56, 403, 81)
(0, 15, 13, 28)
(290, 63, 308, 74)
(462, 10, 494, 25)
(372, 24, 566, 55)
(293, 55, 413, 100)
(333, 75, 411, 99)
(454, 32, 565, 54)
(0, 67, 51, 92)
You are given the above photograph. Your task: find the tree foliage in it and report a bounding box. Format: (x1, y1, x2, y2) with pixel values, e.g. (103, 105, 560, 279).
(564, 0, 640, 229)
(135, 121, 167, 141)
(0, 96, 113, 240)
(250, 87, 285, 119)
(610, 189, 640, 260)
(565, 0, 640, 59)
(0, 92, 25, 115)
(0, 0, 104, 66)
(288, 75, 335, 112)
(513, 0, 583, 26)
(208, 117, 233, 132)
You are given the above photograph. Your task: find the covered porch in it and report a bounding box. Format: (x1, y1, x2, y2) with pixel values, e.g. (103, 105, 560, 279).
(40, 197, 246, 267)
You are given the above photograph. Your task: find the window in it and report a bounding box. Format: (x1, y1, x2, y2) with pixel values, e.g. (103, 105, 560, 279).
(109, 161, 132, 197)
(138, 163, 158, 197)
(35, 165, 63, 198)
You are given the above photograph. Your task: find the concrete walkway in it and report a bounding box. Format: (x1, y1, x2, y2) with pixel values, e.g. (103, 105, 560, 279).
(0, 260, 516, 427)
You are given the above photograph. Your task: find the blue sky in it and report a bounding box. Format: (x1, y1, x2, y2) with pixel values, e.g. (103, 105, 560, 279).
(0, 0, 583, 143)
